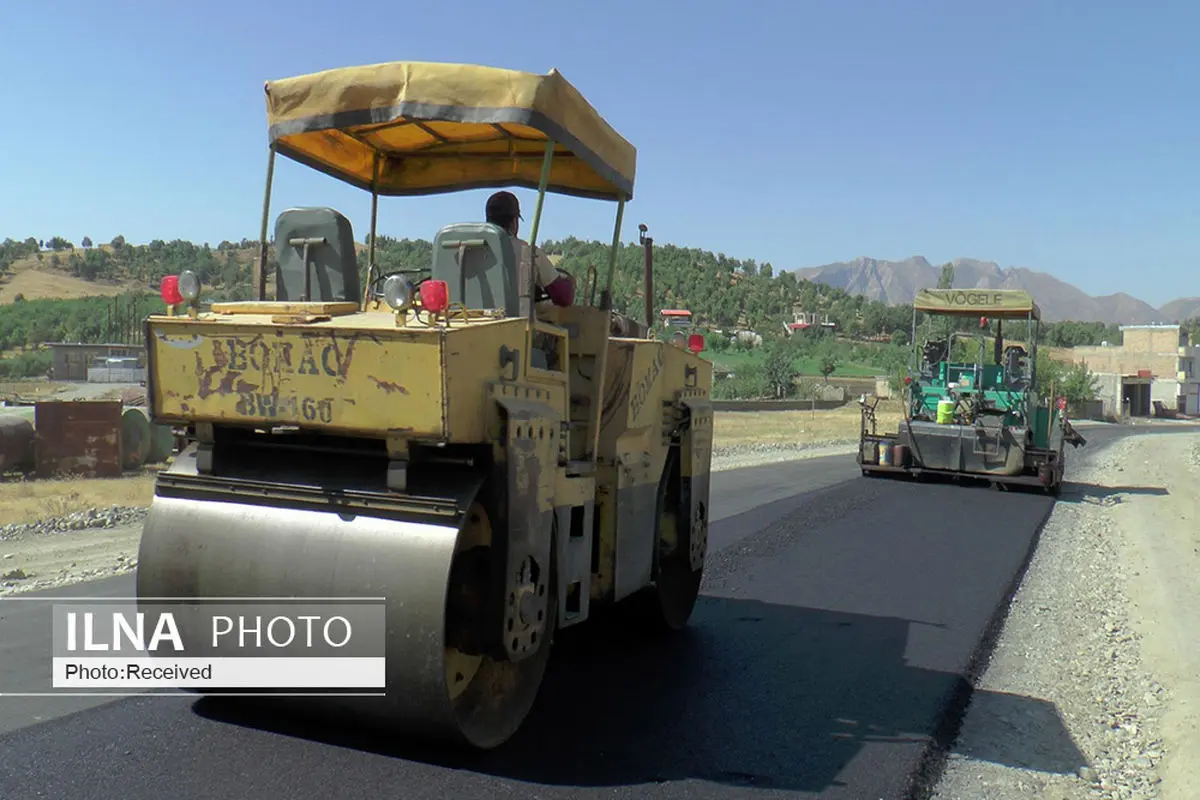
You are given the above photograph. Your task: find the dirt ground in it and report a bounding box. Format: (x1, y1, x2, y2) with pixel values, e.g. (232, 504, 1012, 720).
(0, 524, 141, 595)
(932, 430, 1200, 800)
(712, 398, 904, 450)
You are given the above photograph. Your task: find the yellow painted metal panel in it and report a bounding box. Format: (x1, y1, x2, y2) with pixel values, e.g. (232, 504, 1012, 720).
(442, 320, 569, 442)
(147, 316, 445, 438)
(626, 341, 667, 431)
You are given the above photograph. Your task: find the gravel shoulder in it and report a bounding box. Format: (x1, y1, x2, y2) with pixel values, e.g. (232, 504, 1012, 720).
(0, 509, 144, 596)
(930, 430, 1200, 800)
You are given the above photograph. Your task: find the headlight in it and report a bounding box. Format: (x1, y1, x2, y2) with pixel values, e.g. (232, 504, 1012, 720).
(382, 275, 414, 310)
(178, 270, 201, 301)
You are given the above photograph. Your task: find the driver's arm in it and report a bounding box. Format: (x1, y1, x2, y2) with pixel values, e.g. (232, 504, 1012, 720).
(535, 250, 574, 307)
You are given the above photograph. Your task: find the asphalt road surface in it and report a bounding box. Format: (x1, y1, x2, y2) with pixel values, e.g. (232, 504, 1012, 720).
(0, 424, 1183, 799)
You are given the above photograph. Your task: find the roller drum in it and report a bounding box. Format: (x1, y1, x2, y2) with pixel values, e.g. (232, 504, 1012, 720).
(136, 485, 554, 749)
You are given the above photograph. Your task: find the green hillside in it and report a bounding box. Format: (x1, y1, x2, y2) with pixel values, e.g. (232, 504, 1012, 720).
(0, 233, 1179, 399)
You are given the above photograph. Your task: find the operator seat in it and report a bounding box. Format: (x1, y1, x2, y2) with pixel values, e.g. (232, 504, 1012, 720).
(274, 207, 360, 302)
(431, 222, 523, 316)
(430, 222, 550, 368)
(1003, 345, 1029, 386)
(922, 339, 948, 366)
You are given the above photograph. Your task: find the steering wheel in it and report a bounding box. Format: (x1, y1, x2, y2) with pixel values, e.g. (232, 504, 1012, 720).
(534, 267, 575, 304)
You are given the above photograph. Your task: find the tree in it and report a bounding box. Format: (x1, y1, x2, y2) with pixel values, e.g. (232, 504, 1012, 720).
(819, 355, 838, 383)
(81, 236, 93, 248)
(1056, 360, 1100, 405)
(937, 262, 955, 289)
(933, 262, 957, 339)
(704, 331, 729, 352)
(762, 339, 799, 398)
(1033, 350, 1064, 399)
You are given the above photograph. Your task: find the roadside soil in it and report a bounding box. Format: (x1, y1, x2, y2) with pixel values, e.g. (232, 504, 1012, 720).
(930, 430, 1200, 800)
(0, 524, 141, 596)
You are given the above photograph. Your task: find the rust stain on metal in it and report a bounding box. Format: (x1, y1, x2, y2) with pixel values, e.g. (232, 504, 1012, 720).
(369, 376, 408, 395)
(187, 331, 373, 399)
(34, 400, 123, 478)
(194, 340, 229, 399)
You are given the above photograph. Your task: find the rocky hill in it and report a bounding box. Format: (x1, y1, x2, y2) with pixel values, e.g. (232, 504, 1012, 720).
(791, 256, 1178, 325)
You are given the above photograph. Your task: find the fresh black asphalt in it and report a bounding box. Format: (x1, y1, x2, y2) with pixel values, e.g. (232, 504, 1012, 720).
(0, 424, 1185, 798)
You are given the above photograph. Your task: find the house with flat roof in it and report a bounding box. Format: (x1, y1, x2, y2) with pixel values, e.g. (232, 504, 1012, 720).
(1071, 324, 1200, 417)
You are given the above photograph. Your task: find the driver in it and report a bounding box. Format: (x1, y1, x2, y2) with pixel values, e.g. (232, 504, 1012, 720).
(485, 190, 574, 307)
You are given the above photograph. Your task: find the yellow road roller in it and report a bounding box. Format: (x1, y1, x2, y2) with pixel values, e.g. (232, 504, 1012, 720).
(136, 60, 714, 749)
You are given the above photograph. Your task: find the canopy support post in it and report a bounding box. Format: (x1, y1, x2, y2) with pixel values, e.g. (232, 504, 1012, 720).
(585, 197, 626, 463)
(255, 145, 276, 301)
(362, 152, 382, 308)
(525, 140, 555, 325)
(601, 196, 625, 311)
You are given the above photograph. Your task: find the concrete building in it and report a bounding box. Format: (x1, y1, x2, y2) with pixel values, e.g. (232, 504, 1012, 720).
(1072, 324, 1200, 418)
(87, 355, 145, 383)
(48, 342, 144, 382)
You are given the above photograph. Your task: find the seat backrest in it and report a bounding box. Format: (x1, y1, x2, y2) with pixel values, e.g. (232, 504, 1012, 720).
(274, 207, 360, 303)
(431, 222, 522, 317)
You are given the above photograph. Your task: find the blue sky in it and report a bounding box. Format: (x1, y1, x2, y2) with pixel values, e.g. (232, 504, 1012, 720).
(3, 1, 1197, 306)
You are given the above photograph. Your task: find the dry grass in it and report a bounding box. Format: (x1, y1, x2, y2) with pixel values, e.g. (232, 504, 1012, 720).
(0, 378, 74, 399)
(0, 470, 159, 526)
(0, 252, 140, 305)
(713, 399, 905, 450)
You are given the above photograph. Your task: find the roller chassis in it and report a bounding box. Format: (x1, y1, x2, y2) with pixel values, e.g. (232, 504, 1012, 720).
(135, 60, 714, 752)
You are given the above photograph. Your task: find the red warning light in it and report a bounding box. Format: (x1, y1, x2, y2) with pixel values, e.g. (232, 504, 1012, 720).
(419, 280, 449, 313)
(160, 275, 183, 306)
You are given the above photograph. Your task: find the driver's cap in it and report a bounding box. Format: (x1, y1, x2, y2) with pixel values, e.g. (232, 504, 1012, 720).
(486, 190, 523, 223)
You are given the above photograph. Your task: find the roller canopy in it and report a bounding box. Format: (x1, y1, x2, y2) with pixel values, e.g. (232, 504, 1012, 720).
(264, 61, 636, 201)
(913, 288, 1041, 320)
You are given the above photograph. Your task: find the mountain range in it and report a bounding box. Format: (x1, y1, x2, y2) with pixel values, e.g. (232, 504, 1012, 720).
(791, 256, 1200, 325)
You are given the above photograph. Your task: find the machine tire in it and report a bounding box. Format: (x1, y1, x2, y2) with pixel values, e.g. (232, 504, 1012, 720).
(443, 488, 559, 749)
(619, 449, 703, 633)
(1047, 453, 1065, 497)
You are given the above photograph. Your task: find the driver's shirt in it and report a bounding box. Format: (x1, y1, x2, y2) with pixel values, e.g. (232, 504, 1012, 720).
(514, 237, 560, 290)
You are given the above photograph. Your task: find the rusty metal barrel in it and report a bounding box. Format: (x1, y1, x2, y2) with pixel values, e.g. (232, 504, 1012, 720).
(143, 409, 175, 463)
(122, 407, 175, 465)
(0, 415, 36, 473)
(120, 406, 152, 470)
